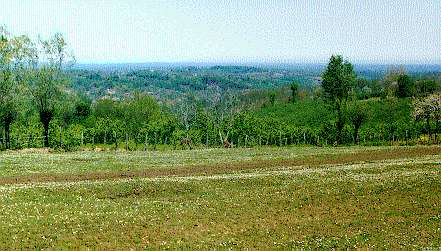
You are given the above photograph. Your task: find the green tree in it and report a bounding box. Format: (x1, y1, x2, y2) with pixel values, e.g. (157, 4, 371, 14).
(122, 92, 161, 137)
(290, 82, 299, 103)
(0, 28, 33, 149)
(269, 91, 276, 106)
(73, 95, 92, 123)
(396, 74, 415, 98)
(415, 79, 437, 96)
(0, 29, 14, 148)
(354, 78, 370, 99)
(322, 55, 356, 144)
(348, 102, 369, 144)
(93, 98, 122, 120)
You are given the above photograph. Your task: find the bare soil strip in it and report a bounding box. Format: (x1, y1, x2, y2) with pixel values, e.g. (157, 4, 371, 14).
(1, 146, 439, 185)
(1, 157, 438, 192)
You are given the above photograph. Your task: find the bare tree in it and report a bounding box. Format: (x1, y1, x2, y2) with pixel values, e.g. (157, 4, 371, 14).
(175, 94, 197, 148)
(211, 89, 241, 147)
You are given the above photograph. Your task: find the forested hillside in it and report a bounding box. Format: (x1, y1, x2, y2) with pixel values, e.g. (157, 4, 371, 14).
(68, 63, 441, 104)
(68, 65, 315, 107)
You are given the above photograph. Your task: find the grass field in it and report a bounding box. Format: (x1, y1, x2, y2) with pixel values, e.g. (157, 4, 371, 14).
(0, 146, 440, 249)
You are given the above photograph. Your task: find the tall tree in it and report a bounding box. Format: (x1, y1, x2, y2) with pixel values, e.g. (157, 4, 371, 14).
(290, 82, 299, 103)
(269, 91, 276, 106)
(0, 28, 33, 149)
(322, 55, 356, 144)
(396, 74, 415, 98)
(27, 33, 73, 147)
(0, 33, 14, 148)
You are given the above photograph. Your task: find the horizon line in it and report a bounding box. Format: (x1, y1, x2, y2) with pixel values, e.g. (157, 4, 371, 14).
(74, 60, 441, 67)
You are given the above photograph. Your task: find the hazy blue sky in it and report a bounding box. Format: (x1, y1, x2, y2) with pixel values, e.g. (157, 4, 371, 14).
(1, 0, 439, 64)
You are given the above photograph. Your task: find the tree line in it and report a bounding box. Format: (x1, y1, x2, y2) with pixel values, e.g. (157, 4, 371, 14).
(0, 28, 75, 148)
(1, 29, 440, 151)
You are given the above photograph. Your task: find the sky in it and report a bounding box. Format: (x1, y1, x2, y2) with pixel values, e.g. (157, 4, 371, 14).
(1, 0, 440, 64)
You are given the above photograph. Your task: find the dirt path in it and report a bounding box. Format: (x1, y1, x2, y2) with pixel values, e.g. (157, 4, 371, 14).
(0, 146, 439, 186)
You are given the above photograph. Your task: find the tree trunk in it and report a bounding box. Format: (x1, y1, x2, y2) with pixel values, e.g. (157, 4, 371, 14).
(43, 122, 49, 147)
(436, 121, 439, 143)
(40, 110, 53, 148)
(3, 113, 14, 149)
(353, 125, 360, 144)
(5, 123, 10, 149)
(427, 118, 431, 142)
(336, 102, 344, 145)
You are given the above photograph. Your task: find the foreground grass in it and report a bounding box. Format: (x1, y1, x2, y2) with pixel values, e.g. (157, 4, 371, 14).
(0, 146, 440, 249)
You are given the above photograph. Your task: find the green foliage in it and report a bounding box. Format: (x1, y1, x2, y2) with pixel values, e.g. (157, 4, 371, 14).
(415, 79, 438, 95)
(321, 55, 356, 144)
(121, 92, 161, 137)
(269, 92, 276, 106)
(0, 27, 30, 149)
(1, 28, 441, 152)
(290, 82, 299, 103)
(396, 74, 415, 98)
(255, 99, 330, 127)
(73, 96, 92, 123)
(93, 99, 121, 119)
(22, 33, 74, 147)
(322, 55, 356, 103)
(69, 66, 312, 105)
(347, 102, 369, 143)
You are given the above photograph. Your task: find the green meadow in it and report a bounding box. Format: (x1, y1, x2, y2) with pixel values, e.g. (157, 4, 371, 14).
(0, 146, 439, 249)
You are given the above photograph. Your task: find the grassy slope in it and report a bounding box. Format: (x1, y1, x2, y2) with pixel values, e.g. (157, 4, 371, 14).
(253, 99, 332, 127)
(0, 146, 440, 249)
(253, 98, 413, 127)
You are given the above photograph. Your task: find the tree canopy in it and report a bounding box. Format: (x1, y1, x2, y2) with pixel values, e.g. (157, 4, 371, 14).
(322, 55, 356, 104)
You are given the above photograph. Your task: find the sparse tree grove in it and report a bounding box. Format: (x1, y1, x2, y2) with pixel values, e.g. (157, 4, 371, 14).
(0, 29, 440, 151)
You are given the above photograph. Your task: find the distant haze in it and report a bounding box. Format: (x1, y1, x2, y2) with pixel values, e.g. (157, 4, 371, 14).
(2, 0, 440, 64)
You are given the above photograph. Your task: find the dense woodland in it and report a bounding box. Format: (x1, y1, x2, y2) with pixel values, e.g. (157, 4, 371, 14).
(1, 30, 441, 151)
